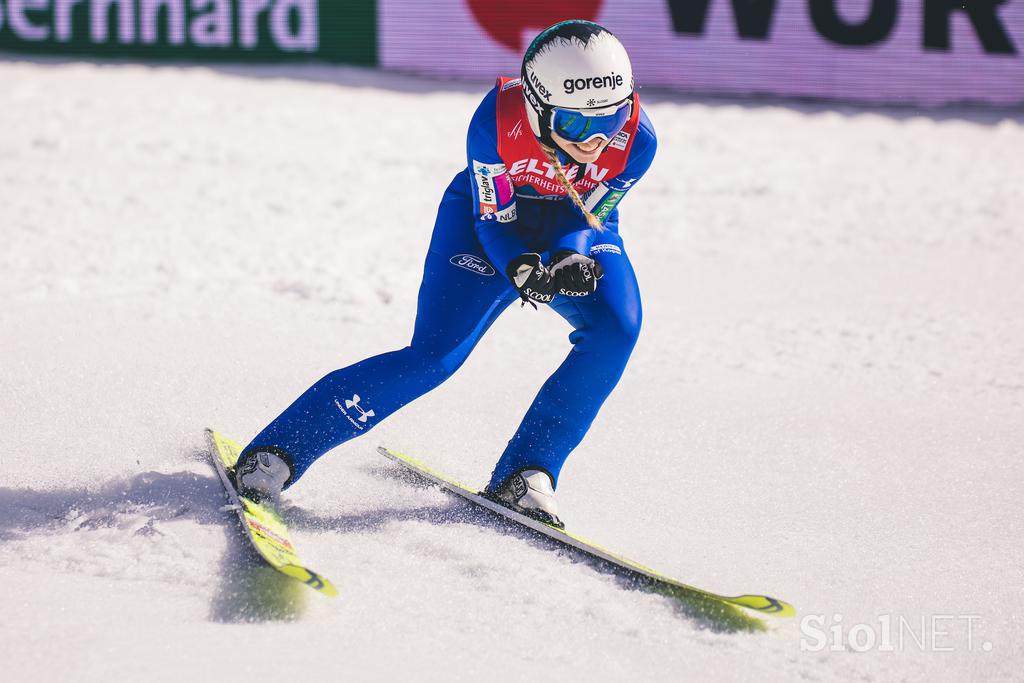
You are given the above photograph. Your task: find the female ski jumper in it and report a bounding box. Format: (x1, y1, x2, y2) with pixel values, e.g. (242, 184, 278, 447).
(240, 75, 657, 494)
(239, 74, 655, 491)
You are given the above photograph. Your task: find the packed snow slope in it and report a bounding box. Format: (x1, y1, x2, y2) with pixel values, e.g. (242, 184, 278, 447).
(1, 60, 1022, 682)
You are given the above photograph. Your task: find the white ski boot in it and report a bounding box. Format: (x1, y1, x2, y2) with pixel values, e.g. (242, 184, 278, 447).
(486, 469, 564, 529)
(234, 450, 290, 504)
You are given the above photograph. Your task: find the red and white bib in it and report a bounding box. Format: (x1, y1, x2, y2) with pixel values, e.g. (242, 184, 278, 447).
(494, 76, 639, 198)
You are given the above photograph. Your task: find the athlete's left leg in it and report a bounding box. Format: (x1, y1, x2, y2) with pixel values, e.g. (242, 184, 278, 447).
(487, 231, 642, 489)
(242, 176, 517, 487)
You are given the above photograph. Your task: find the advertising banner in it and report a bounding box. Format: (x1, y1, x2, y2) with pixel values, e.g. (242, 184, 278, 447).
(0, 0, 376, 64)
(380, 0, 1024, 105)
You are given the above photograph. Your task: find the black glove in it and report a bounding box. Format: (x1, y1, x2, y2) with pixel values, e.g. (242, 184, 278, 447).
(548, 250, 604, 297)
(506, 253, 555, 308)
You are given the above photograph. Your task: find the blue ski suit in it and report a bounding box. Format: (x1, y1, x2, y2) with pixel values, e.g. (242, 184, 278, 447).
(244, 83, 657, 490)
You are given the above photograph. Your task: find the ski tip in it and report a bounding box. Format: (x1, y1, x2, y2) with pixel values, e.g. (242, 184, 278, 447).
(728, 594, 796, 618)
(279, 564, 339, 598)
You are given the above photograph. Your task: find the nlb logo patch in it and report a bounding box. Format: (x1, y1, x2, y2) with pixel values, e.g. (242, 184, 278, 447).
(450, 254, 496, 277)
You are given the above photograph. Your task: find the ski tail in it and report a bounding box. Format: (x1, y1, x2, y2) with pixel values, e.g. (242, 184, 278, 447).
(207, 429, 338, 598)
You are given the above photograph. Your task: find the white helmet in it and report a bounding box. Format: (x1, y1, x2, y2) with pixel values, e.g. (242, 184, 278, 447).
(521, 21, 635, 148)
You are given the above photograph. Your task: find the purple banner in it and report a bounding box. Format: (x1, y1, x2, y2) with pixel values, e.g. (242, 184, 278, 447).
(380, 0, 1024, 105)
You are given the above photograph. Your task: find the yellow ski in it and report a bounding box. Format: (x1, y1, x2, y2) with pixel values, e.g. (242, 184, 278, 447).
(207, 429, 337, 598)
(378, 445, 794, 632)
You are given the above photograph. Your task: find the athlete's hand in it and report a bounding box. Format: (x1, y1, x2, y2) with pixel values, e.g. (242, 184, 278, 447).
(507, 253, 555, 308)
(548, 250, 604, 297)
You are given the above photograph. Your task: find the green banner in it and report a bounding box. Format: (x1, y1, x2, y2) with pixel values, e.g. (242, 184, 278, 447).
(0, 1, 376, 64)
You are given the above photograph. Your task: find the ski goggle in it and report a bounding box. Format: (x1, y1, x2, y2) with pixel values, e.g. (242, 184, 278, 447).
(550, 99, 632, 144)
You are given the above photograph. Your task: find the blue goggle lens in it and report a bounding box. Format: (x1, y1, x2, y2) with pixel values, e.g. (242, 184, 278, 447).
(551, 101, 631, 143)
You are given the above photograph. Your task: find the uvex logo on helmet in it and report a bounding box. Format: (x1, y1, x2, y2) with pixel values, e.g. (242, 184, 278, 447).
(528, 70, 552, 100)
(564, 72, 624, 95)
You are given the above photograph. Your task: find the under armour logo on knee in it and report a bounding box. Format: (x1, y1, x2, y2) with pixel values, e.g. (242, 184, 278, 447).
(335, 393, 376, 431)
(345, 394, 375, 422)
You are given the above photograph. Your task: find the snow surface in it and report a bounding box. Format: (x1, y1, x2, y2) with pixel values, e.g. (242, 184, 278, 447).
(1, 59, 1022, 682)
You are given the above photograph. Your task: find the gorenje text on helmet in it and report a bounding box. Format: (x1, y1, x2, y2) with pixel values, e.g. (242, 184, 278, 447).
(563, 72, 624, 95)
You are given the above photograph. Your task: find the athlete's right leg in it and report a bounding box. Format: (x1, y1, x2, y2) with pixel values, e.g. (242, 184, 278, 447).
(241, 174, 517, 486)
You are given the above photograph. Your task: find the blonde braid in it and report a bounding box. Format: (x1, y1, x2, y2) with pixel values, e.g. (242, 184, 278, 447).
(541, 146, 603, 231)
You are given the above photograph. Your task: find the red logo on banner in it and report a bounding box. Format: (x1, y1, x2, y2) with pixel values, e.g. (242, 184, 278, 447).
(465, 0, 604, 52)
